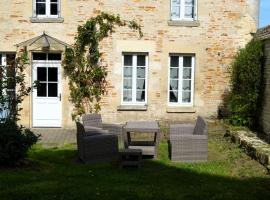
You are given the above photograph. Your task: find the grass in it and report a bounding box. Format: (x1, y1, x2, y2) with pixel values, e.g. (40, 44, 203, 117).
(0, 123, 270, 200)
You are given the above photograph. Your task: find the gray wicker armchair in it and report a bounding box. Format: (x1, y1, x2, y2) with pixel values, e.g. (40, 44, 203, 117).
(76, 122, 118, 163)
(169, 116, 208, 162)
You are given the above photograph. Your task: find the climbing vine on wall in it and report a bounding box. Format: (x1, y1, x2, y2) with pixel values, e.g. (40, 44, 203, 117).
(62, 12, 143, 120)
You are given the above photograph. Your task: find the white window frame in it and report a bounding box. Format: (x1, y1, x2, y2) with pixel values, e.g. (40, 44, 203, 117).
(33, 0, 61, 18)
(167, 54, 195, 107)
(0, 53, 16, 121)
(121, 53, 148, 106)
(170, 0, 198, 21)
(0, 54, 7, 97)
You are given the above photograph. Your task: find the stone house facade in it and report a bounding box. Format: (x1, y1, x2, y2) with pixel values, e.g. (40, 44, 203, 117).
(0, 0, 259, 128)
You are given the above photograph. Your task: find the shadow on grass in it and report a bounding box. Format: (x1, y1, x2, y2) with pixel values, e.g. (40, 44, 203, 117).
(0, 147, 270, 200)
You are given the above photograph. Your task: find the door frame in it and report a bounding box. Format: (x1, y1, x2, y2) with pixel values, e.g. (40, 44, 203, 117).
(31, 52, 62, 128)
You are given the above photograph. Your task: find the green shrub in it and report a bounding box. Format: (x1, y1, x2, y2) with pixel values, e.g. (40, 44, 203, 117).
(0, 120, 39, 166)
(228, 38, 264, 127)
(0, 51, 39, 166)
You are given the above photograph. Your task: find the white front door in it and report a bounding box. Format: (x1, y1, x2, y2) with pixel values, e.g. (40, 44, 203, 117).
(32, 53, 62, 127)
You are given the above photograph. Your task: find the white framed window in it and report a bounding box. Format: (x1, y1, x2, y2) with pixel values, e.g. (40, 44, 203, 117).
(171, 0, 197, 21)
(122, 53, 148, 105)
(0, 53, 16, 121)
(33, 0, 60, 18)
(168, 55, 195, 106)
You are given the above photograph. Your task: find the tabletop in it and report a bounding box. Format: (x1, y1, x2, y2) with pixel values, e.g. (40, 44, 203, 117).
(124, 121, 160, 132)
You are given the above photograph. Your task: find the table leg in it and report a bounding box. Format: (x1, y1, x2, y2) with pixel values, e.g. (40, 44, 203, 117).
(154, 130, 161, 159)
(123, 129, 128, 148)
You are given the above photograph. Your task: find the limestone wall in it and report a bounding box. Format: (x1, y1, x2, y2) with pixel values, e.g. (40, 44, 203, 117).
(0, 0, 259, 128)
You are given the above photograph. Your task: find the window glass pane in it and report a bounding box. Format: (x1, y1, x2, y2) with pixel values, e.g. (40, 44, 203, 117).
(170, 56, 179, 67)
(6, 54, 16, 66)
(183, 56, 192, 67)
(124, 55, 132, 66)
(124, 67, 132, 78)
(169, 91, 178, 102)
(171, 0, 181, 18)
(137, 67, 145, 78)
(50, 3, 58, 15)
(51, 0, 58, 2)
(123, 90, 132, 102)
(185, 6, 194, 18)
(183, 68, 191, 79)
(33, 53, 46, 60)
(123, 79, 132, 89)
(172, 6, 180, 18)
(136, 91, 145, 102)
(37, 83, 47, 97)
(36, 3, 46, 15)
(182, 91, 191, 102)
(182, 80, 191, 90)
(48, 53, 61, 60)
(37, 67, 47, 81)
(48, 68, 58, 82)
(136, 79, 145, 90)
(137, 55, 146, 66)
(170, 68, 179, 79)
(170, 80, 178, 90)
(6, 64, 15, 90)
(48, 83, 58, 97)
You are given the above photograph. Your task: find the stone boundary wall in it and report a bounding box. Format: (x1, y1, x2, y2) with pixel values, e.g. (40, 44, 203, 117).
(226, 129, 270, 171)
(257, 25, 270, 140)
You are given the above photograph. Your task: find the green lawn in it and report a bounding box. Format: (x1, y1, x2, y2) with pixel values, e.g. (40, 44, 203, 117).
(0, 123, 270, 200)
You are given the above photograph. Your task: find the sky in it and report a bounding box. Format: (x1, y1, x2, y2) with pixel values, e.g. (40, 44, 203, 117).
(260, 0, 270, 27)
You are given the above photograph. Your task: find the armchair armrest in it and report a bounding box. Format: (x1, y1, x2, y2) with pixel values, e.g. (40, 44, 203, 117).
(170, 134, 208, 140)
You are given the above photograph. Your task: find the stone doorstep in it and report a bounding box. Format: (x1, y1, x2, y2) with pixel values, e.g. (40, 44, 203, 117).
(227, 129, 270, 171)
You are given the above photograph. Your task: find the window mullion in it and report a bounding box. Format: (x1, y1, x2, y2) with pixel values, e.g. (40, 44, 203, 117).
(179, 56, 183, 104)
(132, 55, 137, 104)
(46, 0, 50, 17)
(181, 0, 184, 20)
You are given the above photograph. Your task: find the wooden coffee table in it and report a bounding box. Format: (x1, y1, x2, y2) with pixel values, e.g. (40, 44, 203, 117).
(123, 121, 161, 158)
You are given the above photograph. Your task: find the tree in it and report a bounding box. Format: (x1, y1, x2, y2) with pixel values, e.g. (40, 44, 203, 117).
(62, 12, 143, 120)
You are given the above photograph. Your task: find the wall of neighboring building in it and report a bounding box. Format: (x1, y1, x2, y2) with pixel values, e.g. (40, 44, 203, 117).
(257, 25, 270, 140)
(262, 39, 270, 137)
(0, 0, 259, 128)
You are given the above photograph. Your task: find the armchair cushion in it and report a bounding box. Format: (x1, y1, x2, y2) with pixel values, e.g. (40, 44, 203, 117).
(84, 125, 110, 136)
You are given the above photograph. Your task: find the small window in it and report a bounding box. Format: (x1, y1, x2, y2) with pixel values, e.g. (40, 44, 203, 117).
(122, 54, 148, 105)
(33, 0, 60, 18)
(33, 53, 61, 61)
(171, 0, 197, 21)
(168, 55, 195, 106)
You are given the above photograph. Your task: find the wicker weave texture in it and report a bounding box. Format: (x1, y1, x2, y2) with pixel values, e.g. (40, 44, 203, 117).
(169, 116, 208, 162)
(76, 122, 119, 164)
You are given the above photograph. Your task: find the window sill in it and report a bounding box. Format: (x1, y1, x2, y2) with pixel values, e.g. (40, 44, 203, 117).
(167, 20, 200, 27)
(30, 17, 64, 23)
(117, 105, 148, 111)
(166, 106, 196, 113)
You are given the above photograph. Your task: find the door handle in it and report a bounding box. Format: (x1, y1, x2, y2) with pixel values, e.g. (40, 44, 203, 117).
(59, 93, 61, 101)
